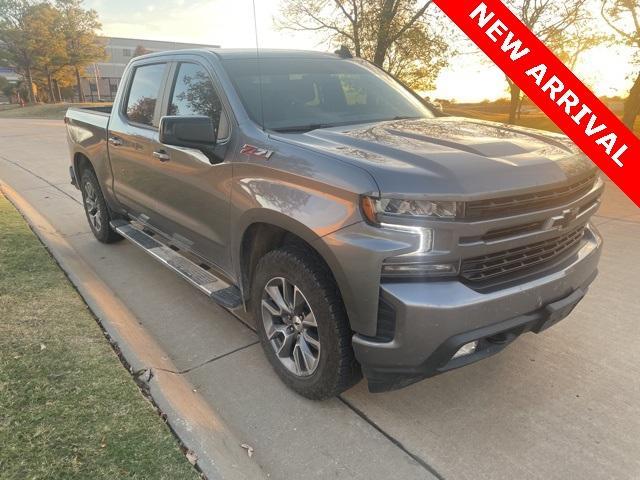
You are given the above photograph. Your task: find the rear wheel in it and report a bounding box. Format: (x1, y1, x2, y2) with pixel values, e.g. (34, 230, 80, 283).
(252, 245, 361, 399)
(79, 168, 121, 243)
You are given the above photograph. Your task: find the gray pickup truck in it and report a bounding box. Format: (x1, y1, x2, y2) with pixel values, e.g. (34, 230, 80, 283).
(65, 48, 603, 399)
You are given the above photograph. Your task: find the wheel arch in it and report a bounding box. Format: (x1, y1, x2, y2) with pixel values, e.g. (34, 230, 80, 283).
(234, 212, 358, 331)
(74, 152, 93, 178)
(72, 148, 123, 215)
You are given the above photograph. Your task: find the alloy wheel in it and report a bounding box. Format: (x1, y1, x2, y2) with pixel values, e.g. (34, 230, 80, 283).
(83, 180, 102, 232)
(261, 277, 321, 377)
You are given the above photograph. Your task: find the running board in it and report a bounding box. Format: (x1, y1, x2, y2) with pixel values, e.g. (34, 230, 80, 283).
(111, 220, 242, 309)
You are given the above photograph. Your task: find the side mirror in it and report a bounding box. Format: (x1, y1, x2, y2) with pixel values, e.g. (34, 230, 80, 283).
(159, 115, 219, 161)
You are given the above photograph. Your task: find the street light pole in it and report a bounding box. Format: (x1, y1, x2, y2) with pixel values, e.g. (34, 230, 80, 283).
(93, 63, 101, 101)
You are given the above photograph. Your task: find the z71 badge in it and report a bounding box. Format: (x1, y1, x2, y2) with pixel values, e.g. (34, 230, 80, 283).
(240, 144, 274, 159)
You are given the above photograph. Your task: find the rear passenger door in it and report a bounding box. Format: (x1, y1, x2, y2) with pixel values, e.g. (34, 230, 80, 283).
(108, 60, 171, 217)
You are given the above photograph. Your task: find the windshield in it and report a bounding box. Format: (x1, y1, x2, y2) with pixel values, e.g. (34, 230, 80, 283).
(221, 57, 435, 131)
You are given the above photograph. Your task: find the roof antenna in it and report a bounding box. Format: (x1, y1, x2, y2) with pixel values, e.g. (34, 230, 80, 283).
(252, 0, 266, 131)
(335, 45, 353, 58)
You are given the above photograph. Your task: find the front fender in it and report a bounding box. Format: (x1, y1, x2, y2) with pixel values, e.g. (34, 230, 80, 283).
(230, 164, 371, 332)
(232, 206, 368, 335)
(229, 135, 381, 334)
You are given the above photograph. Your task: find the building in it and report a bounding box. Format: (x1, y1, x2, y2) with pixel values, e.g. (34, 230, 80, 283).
(0, 66, 22, 83)
(0, 67, 22, 104)
(79, 36, 220, 102)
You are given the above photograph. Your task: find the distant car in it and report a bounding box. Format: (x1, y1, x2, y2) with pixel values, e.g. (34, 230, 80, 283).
(65, 49, 603, 399)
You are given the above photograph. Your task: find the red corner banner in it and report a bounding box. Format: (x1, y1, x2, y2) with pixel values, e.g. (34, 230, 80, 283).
(434, 0, 640, 208)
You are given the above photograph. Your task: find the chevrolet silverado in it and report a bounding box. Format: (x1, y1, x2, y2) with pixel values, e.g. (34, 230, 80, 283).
(65, 48, 603, 399)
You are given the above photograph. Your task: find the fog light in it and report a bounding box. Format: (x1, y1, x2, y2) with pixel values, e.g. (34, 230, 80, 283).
(381, 262, 458, 277)
(452, 341, 478, 359)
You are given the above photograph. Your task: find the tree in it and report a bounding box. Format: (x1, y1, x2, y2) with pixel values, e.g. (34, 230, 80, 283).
(278, 0, 451, 90)
(168, 70, 221, 117)
(0, 75, 14, 100)
(0, 75, 8, 96)
(502, 0, 590, 124)
(133, 45, 150, 57)
(50, 64, 76, 101)
(55, 0, 104, 102)
(127, 97, 156, 125)
(30, 2, 67, 102)
(557, 19, 612, 72)
(0, 76, 26, 103)
(601, 0, 640, 129)
(0, 0, 49, 102)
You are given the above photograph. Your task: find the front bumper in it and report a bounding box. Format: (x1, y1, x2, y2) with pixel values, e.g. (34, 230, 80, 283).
(353, 223, 602, 392)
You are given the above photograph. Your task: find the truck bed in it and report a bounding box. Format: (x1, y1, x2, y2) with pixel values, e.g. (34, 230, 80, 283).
(65, 106, 111, 132)
(80, 105, 113, 114)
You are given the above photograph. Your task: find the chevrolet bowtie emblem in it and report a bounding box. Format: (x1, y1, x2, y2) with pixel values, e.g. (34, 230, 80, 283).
(544, 207, 579, 231)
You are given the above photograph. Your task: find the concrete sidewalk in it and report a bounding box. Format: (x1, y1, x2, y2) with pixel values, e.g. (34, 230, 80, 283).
(1, 118, 639, 479)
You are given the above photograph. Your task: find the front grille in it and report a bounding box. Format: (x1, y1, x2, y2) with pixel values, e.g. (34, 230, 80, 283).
(461, 226, 586, 283)
(465, 174, 596, 220)
(482, 221, 545, 242)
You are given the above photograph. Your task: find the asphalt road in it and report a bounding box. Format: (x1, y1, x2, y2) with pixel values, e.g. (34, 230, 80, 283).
(1, 119, 639, 480)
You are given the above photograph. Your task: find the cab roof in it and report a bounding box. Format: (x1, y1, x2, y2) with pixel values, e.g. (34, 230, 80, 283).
(136, 48, 347, 61)
(208, 48, 343, 60)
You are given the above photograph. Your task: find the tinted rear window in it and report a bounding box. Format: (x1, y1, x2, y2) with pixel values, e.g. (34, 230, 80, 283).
(125, 63, 166, 127)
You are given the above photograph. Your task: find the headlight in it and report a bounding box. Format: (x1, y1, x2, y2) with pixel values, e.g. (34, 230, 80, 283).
(378, 223, 434, 255)
(361, 196, 462, 278)
(361, 196, 444, 255)
(361, 196, 459, 224)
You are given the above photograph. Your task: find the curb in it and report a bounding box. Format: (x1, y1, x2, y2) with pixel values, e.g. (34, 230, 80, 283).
(0, 180, 267, 480)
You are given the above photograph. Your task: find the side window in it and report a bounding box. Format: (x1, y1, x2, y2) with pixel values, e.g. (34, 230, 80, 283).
(168, 63, 229, 139)
(125, 63, 166, 127)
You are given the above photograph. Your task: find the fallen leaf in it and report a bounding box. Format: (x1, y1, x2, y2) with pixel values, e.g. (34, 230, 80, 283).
(40, 344, 46, 351)
(138, 369, 152, 383)
(240, 443, 254, 458)
(186, 450, 198, 465)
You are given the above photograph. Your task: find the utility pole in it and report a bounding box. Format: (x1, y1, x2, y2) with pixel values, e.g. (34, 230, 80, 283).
(55, 79, 63, 103)
(93, 63, 101, 101)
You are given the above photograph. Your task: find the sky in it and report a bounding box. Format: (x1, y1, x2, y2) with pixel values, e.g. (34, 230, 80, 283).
(84, 0, 637, 103)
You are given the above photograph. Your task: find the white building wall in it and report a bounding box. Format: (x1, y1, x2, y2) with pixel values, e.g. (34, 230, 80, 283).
(79, 36, 220, 101)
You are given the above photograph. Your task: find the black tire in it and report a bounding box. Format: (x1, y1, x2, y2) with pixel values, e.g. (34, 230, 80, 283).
(79, 168, 122, 244)
(252, 245, 361, 400)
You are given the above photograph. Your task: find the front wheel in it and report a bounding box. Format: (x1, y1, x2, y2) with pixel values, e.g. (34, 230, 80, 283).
(79, 168, 121, 244)
(252, 245, 361, 400)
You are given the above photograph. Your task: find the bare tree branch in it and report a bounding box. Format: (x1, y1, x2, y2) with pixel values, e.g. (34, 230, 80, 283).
(390, 1, 433, 43)
(277, 0, 451, 89)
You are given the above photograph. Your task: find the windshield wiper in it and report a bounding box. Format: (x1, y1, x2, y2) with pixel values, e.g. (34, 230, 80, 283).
(273, 116, 423, 133)
(273, 123, 337, 133)
(389, 115, 423, 121)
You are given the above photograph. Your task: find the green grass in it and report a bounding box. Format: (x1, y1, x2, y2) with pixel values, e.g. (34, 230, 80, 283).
(0, 104, 21, 112)
(0, 103, 110, 120)
(0, 194, 199, 480)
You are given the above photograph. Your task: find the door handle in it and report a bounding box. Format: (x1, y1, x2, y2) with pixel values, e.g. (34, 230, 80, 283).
(153, 150, 170, 162)
(108, 136, 123, 147)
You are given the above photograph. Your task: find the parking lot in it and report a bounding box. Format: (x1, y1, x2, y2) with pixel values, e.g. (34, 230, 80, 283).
(1, 118, 639, 479)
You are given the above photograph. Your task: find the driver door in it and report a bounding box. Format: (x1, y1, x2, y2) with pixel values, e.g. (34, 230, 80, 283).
(141, 60, 234, 274)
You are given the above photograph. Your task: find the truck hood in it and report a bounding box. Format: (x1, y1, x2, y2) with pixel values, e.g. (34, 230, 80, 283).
(275, 117, 597, 199)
